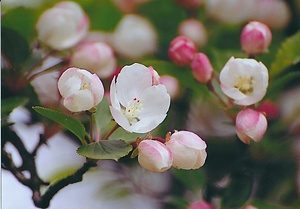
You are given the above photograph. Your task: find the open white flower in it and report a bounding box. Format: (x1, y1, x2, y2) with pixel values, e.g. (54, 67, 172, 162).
(220, 57, 269, 106)
(109, 63, 170, 133)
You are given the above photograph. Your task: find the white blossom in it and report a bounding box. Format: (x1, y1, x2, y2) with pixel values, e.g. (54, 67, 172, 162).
(109, 63, 170, 133)
(220, 57, 268, 106)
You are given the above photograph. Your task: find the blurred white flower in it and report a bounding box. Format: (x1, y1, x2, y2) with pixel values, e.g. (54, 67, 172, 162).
(58, 67, 104, 112)
(138, 140, 173, 172)
(71, 42, 117, 79)
(279, 86, 300, 134)
(36, 1, 89, 50)
(220, 57, 269, 106)
(186, 98, 236, 137)
(112, 14, 158, 59)
(252, 0, 291, 29)
(205, 0, 255, 24)
(109, 63, 170, 133)
(178, 19, 208, 48)
(166, 131, 207, 170)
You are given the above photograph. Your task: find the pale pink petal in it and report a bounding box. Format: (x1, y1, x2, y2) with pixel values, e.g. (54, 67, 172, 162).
(116, 63, 152, 106)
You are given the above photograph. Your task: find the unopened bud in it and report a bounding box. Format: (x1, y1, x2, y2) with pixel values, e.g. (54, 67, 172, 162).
(191, 53, 213, 84)
(159, 75, 180, 99)
(71, 42, 116, 79)
(168, 36, 197, 66)
(240, 21, 272, 55)
(178, 19, 207, 48)
(236, 108, 268, 144)
(165, 130, 207, 170)
(188, 201, 213, 209)
(257, 100, 279, 120)
(138, 140, 173, 173)
(36, 1, 89, 50)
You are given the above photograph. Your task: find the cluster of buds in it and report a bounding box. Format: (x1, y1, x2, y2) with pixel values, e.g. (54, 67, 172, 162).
(168, 20, 273, 145)
(137, 130, 207, 172)
(168, 34, 213, 84)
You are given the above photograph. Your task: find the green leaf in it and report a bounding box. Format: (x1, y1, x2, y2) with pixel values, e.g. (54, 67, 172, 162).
(83, 0, 122, 31)
(271, 32, 300, 77)
(33, 106, 87, 143)
(2, 27, 30, 67)
(2, 7, 39, 42)
(76, 140, 132, 161)
(266, 71, 300, 99)
(1, 97, 28, 116)
(222, 168, 253, 209)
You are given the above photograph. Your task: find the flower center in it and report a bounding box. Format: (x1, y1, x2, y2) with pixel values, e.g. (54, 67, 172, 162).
(234, 75, 254, 94)
(123, 97, 143, 125)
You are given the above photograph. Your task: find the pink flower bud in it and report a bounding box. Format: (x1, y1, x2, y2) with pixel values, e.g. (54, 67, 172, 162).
(138, 140, 173, 173)
(236, 108, 268, 144)
(168, 36, 197, 66)
(36, 1, 89, 50)
(178, 19, 208, 48)
(188, 201, 213, 209)
(257, 100, 279, 120)
(165, 131, 207, 170)
(148, 66, 161, 85)
(240, 21, 272, 55)
(58, 67, 104, 112)
(191, 53, 214, 84)
(70, 42, 117, 79)
(159, 75, 180, 99)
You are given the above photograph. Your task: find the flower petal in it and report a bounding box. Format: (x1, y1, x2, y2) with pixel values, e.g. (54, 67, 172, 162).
(64, 89, 94, 112)
(110, 77, 121, 110)
(130, 114, 167, 133)
(109, 106, 132, 132)
(138, 85, 171, 118)
(58, 68, 82, 98)
(116, 63, 152, 106)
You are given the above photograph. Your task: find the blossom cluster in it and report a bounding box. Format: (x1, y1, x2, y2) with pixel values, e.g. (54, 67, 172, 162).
(168, 20, 271, 144)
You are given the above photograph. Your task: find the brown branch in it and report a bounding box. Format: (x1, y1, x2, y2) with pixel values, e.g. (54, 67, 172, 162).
(33, 159, 98, 208)
(2, 126, 97, 208)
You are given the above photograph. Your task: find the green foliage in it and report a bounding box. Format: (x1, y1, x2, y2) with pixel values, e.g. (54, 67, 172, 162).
(267, 71, 300, 99)
(271, 32, 300, 77)
(221, 168, 253, 208)
(77, 140, 132, 161)
(1, 97, 28, 116)
(2, 7, 39, 42)
(172, 169, 206, 191)
(2, 27, 30, 68)
(139, 0, 186, 58)
(83, 0, 122, 31)
(33, 106, 87, 143)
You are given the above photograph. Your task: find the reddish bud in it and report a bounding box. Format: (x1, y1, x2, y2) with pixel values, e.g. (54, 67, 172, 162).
(240, 21, 272, 55)
(168, 36, 197, 66)
(191, 53, 214, 84)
